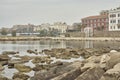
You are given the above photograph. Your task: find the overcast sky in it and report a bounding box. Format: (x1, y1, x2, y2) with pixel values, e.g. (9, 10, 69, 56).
(0, 0, 119, 28)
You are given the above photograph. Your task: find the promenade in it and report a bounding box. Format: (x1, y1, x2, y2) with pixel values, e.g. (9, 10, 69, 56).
(0, 37, 120, 41)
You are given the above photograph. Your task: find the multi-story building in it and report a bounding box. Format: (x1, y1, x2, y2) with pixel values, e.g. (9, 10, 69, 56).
(50, 22, 68, 33)
(109, 7, 120, 31)
(81, 10, 109, 31)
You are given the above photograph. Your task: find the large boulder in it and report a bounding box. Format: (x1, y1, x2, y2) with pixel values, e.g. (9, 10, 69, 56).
(100, 63, 120, 80)
(14, 64, 32, 72)
(100, 52, 120, 70)
(31, 61, 82, 80)
(51, 68, 81, 80)
(75, 66, 105, 80)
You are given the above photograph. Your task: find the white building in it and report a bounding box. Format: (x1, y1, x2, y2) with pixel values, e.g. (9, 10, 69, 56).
(50, 22, 68, 33)
(109, 7, 120, 31)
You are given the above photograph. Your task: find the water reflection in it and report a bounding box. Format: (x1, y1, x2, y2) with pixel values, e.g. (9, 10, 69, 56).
(0, 40, 120, 54)
(85, 41, 93, 48)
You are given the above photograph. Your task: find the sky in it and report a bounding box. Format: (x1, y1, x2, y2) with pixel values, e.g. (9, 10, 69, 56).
(0, 0, 120, 28)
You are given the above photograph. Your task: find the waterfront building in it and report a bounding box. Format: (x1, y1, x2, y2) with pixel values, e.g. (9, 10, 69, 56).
(50, 22, 68, 33)
(81, 10, 109, 31)
(109, 7, 120, 31)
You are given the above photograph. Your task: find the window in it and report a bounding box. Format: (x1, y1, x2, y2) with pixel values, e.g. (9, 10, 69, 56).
(113, 20, 116, 23)
(111, 26, 112, 29)
(94, 20, 96, 22)
(110, 14, 116, 18)
(118, 25, 120, 29)
(110, 20, 112, 23)
(98, 23, 100, 26)
(118, 14, 120, 17)
(118, 20, 120, 23)
(102, 23, 104, 25)
(114, 26, 115, 29)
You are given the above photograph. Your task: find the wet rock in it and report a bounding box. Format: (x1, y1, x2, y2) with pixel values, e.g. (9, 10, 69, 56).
(14, 64, 32, 72)
(8, 59, 25, 68)
(100, 63, 120, 80)
(27, 50, 38, 55)
(20, 56, 32, 62)
(32, 57, 41, 64)
(13, 73, 30, 80)
(32, 56, 52, 64)
(2, 51, 17, 55)
(32, 64, 50, 71)
(0, 54, 10, 61)
(79, 48, 110, 58)
(75, 66, 105, 80)
(51, 68, 81, 80)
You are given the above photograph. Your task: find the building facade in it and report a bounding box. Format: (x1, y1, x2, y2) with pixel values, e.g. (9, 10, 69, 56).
(109, 7, 120, 31)
(50, 22, 68, 33)
(81, 10, 109, 31)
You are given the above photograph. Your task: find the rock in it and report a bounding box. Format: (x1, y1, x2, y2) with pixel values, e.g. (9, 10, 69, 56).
(110, 50, 118, 53)
(0, 54, 10, 61)
(8, 59, 25, 68)
(0, 64, 4, 71)
(2, 51, 17, 55)
(79, 48, 110, 58)
(0, 61, 8, 66)
(14, 64, 32, 72)
(85, 55, 101, 63)
(32, 56, 52, 64)
(0, 75, 9, 80)
(13, 73, 30, 80)
(100, 52, 120, 70)
(75, 66, 105, 80)
(27, 50, 38, 55)
(20, 56, 32, 62)
(32, 64, 50, 71)
(100, 63, 120, 80)
(13, 78, 23, 80)
(81, 62, 98, 72)
(51, 68, 81, 80)
(32, 61, 82, 80)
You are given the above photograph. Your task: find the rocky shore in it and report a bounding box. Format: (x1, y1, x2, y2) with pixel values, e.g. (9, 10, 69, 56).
(0, 47, 120, 80)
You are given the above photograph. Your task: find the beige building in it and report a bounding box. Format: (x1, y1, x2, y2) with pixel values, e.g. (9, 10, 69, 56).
(50, 22, 68, 33)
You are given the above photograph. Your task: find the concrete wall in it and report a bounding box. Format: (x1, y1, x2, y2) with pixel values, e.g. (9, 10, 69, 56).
(66, 31, 120, 37)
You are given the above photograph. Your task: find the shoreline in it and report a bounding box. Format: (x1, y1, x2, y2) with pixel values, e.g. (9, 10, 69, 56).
(0, 37, 120, 41)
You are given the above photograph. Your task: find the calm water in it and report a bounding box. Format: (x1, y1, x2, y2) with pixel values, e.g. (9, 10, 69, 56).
(0, 40, 120, 54)
(0, 40, 120, 79)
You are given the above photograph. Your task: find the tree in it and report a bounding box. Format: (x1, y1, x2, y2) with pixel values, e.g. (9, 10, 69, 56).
(11, 30, 16, 37)
(0, 28, 7, 35)
(38, 29, 48, 37)
(49, 29, 60, 37)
